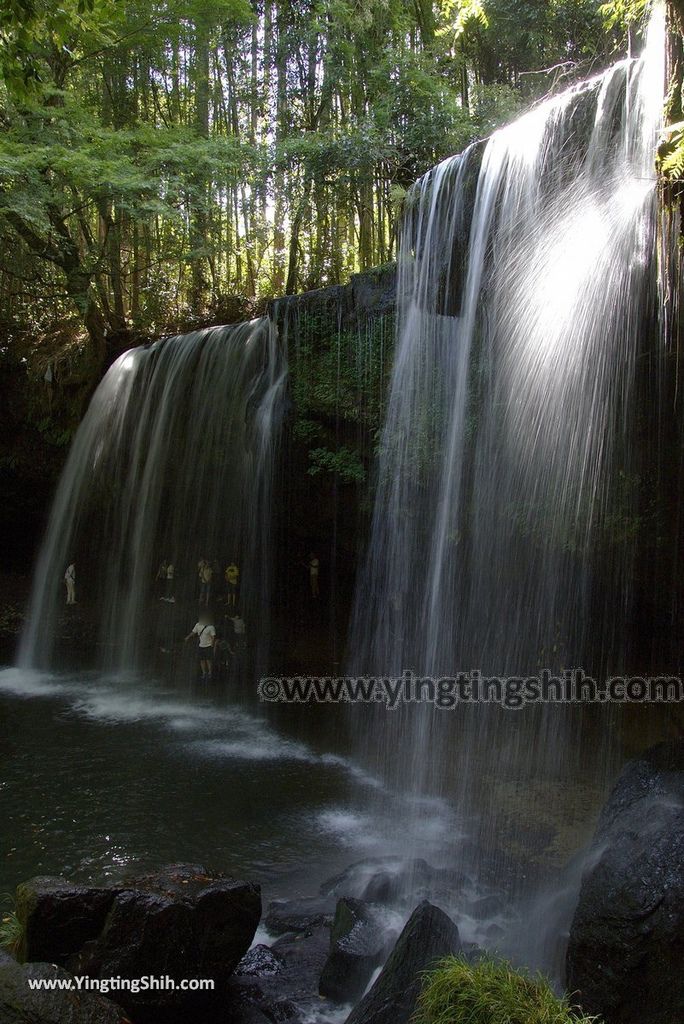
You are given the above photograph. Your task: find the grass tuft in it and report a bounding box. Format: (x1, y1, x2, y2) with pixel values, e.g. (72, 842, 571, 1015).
(413, 956, 599, 1024)
(0, 895, 22, 956)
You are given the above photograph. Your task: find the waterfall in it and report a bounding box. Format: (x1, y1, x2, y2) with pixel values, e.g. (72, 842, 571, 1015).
(348, 11, 664, 912)
(19, 318, 287, 672)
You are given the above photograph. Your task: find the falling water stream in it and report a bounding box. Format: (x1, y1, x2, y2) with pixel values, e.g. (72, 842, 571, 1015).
(0, 10, 669, 1001)
(348, 7, 665, 964)
(19, 318, 287, 673)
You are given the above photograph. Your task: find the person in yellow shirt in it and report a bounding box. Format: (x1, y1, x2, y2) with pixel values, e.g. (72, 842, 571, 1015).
(225, 561, 240, 608)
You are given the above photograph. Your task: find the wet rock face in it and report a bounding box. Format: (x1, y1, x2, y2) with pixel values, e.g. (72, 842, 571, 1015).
(344, 899, 461, 1024)
(17, 864, 261, 1023)
(227, 924, 331, 1022)
(566, 741, 684, 1024)
(263, 895, 336, 936)
(0, 960, 133, 1024)
(235, 944, 284, 979)
(268, 265, 396, 329)
(319, 897, 394, 1004)
(16, 878, 120, 965)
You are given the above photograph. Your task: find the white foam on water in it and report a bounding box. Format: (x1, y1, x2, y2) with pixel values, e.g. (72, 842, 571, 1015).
(300, 1004, 354, 1024)
(319, 753, 385, 790)
(0, 664, 384, 792)
(315, 809, 395, 853)
(314, 790, 466, 864)
(0, 666, 70, 698)
(191, 737, 390, 790)
(69, 690, 226, 728)
(190, 735, 314, 763)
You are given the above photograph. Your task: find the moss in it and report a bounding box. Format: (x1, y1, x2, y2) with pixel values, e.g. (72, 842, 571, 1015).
(287, 304, 394, 483)
(414, 956, 600, 1024)
(308, 446, 366, 483)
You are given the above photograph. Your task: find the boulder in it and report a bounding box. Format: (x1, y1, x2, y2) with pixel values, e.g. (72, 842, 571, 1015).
(361, 871, 399, 905)
(566, 741, 684, 1024)
(0, 959, 132, 1024)
(235, 945, 284, 978)
(224, 1001, 276, 1024)
(264, 895, 335, 936)
(227, 925, 331, 1022)
(15, 878, 119, 965)
(72, 864, 261, 1021)
(344, 900, 461, 1024)
(319, 897, 391, 1003)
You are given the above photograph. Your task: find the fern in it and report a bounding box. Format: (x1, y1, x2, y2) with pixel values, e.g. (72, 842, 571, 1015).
(658, 124, 684, 182)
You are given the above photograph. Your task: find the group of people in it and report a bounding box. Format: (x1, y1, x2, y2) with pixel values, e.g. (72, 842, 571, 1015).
(153, 558, 241, 608)
(65, 551, 320, 609)
(154, 556, 245, 681)
(196, 559, 240, 608)
(62, 547, 320, 683)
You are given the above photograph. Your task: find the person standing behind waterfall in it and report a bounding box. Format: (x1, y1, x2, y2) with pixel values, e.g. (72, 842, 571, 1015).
(307, 553, 319, 599)
(64, 562, 76, 605)
(198, 559, 212, 607)
(184, 615, 216, 681)
(225, 561, 239, 608)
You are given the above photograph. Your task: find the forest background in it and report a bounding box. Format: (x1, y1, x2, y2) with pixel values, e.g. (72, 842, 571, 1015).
(0, 0, 645, 367)
(0, 0, 654, 574)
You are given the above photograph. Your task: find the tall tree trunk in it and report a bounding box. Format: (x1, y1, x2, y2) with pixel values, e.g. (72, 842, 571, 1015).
(191, 10, 211, 312)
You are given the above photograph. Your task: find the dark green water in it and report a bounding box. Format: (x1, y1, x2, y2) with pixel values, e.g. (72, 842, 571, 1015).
(0, 664, 461, 908)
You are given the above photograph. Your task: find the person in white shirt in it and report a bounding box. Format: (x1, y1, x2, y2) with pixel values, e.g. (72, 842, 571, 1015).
(64, 563, 76, 605)
(184, 616, 216, 680)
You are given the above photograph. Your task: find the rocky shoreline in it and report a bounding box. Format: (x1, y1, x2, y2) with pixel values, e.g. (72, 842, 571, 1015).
(1, 740, 682, 1024)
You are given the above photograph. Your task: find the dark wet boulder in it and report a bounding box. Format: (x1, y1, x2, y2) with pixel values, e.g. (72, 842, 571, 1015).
(15, 877, 119, 965)
(228, 925, 330, 1022)
(71, 864, 261, 1021)
(0, 960, 132, 1023)
(361, 871, 398, 905)
(224, 1001, 276, 1024)
(236, 944, 284, 978)
(566, 741, 684, 1024)
(344, 900, 461, 1024)
(264, 895, 335, 936)
(319, 897, 392, 1003)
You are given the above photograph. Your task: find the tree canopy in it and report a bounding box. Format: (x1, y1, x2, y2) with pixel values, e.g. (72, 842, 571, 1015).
(0, 0, 639, 367)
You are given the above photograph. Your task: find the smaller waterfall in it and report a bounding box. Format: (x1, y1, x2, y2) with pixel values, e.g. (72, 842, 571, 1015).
(20, 318, 287, 672)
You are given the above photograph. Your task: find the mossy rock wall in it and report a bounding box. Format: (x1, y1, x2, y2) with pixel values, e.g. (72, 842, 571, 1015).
(267, 267, 396, 643)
